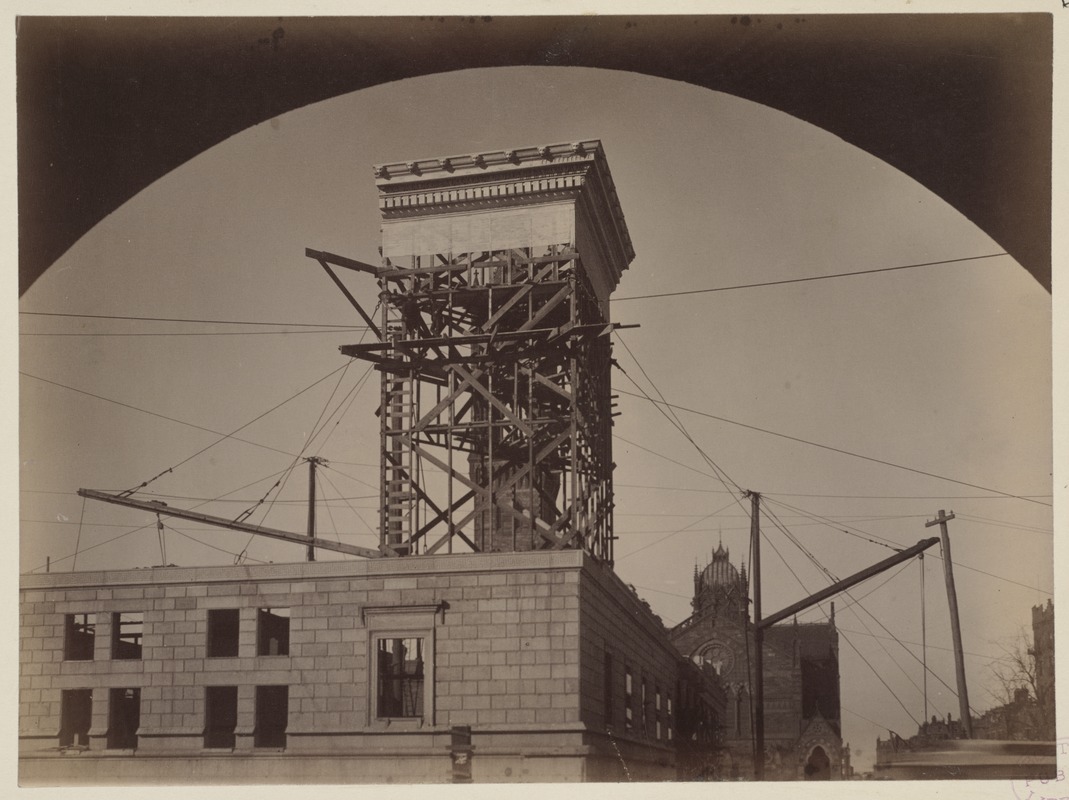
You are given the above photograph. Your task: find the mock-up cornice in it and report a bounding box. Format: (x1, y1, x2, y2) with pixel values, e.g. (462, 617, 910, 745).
(373, 139, 635, 287)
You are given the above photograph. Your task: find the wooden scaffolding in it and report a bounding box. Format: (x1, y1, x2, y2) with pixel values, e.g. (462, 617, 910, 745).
(311, 141, 635, 562)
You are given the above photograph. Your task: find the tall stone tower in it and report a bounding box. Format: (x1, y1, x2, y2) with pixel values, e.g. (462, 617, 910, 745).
(340, 141, 634, 561)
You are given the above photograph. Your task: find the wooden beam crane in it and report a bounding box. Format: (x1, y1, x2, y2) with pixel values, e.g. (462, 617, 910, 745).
(77, 488, 383, 560)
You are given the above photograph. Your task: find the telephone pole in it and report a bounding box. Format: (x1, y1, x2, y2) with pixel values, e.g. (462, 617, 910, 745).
(920, 553, 928, 725)
(926, 509, 972, 738)
(747, 490, 765, 780)
(306, 457, 326, 562)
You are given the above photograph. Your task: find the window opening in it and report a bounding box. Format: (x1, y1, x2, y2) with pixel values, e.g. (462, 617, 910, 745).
(624, 668, 633, 731)
(111, 612, 143, 659)
(59, 688, 92, 747)
(255, 685, 289, 748)
(207, 609, 240, 658)
(257, 608, 290, 656)
(668, 694, 674, 741)
(64, 613, 96, 661)
(603, 651, 614, 729)
(641, 677, 648, 733)
(376, 637, 425, 718)
(204, 686, 238, 748)
(107, 688, 140, 749)
(655, 686, 662, 739)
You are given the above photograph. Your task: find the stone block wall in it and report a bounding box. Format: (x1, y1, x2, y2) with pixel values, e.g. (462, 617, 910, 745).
(577, 560, 708, 781)
(21, 551, 711, 783)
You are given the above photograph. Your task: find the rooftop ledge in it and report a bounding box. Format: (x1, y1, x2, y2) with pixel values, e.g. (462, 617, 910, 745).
(19, 549, 590, 590)
(373, 139, 607, 184)
(371, 139, 635, 276)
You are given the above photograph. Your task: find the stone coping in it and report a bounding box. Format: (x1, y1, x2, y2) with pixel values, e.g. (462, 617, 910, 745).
(20, 549, 587, 591)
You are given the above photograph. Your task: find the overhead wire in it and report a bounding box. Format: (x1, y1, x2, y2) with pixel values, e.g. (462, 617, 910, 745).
(778, 515, 979, 718)
(843, 583, 981, 719)
(763, 495, 921, 551)
(318, 468, 378, 538)
(27, 490, 378, 505)
(834, 627, 1011, 663)
(311, 363, 374, 458)
(613, 483, 1051, 501)
(763, 495, 953, 711)
(629, 580, 1014, 664)
(27, 466, 294, 573)
(72, 495, 86, 572)
(116, 362, 350, 499)
(758, 525, 924, 726)
(21, 329, 368, 338)
(761, 502, 967, 717)
(614, 323, 1014, 722)
(23, 517, 382, 532)
(763, 495, 1050, 593)
(613, 252, 1009, 302)
(616, 389, 1050, 508)
(162, 522, 270, 564)
(19, 310, 370, 328)
(235, 358, 358, 555)
(838, 630, 922, 729)
(611, 344, 1043, 701)
(614, 435, 721, 483)
(616, 499, 739, 562)
(614, 332, 746, 501)
(954, 512, 1052, 536)
(821, 559, 912, 614)
(320, 462, 384, 494)
(20, 371, 328, 462)
(841, 704, 900, 733)
(317, 477, 343, 547)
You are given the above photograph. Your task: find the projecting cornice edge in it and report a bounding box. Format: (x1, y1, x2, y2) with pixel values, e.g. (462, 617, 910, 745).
(373, 139, 635, 283)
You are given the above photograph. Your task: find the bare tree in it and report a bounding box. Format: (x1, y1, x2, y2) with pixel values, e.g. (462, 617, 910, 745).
(983, 627, 1054, 740)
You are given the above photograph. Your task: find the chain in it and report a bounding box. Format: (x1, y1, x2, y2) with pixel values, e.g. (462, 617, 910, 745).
(606, 727, 633, 782)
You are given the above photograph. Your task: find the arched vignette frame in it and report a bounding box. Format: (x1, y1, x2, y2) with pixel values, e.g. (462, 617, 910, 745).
(16, 13, 1053, 296)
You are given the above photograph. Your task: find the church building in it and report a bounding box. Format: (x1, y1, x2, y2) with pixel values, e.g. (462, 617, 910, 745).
(670, 543, 847, 780)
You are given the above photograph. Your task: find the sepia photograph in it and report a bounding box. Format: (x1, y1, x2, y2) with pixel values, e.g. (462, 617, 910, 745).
(12, 7, 1060, 794)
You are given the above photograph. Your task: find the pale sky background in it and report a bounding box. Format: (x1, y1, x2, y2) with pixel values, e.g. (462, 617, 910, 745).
(16, 64, 1055, 777)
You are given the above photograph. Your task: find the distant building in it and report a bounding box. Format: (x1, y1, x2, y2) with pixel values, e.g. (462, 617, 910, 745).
(972, 598, 1055, 742)
(1031, 599, 1055, 741)
(670, 544, 846, 780)
(874, 600, 1056, 779)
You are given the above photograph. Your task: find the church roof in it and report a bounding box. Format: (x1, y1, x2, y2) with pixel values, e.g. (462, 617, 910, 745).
(766, 621, 838, 660)
(700, 542, 741, 590)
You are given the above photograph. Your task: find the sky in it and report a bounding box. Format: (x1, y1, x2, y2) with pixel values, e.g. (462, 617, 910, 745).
(17, 65, 1054, 774)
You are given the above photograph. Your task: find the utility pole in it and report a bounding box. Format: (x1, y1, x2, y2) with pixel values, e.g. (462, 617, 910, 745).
(741, 532, 940, 779)
(920, 553, 928, 726)
(926, 509, 972, 738)
(306, 457, 325, 562)
(747, 490, 764, 780)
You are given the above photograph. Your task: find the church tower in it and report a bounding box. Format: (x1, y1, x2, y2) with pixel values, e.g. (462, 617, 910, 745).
(692, 543, 749, 624)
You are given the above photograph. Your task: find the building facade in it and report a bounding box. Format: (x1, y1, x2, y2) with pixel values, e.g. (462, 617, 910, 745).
(670, 544, 845, 780)
(20, 551, 725, 785)
(1031, 598, 1055, 741)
